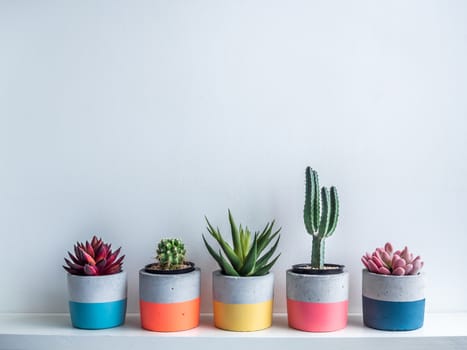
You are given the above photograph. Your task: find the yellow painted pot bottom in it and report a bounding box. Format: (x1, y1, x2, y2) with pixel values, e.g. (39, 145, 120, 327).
(213, 300, 273, 331)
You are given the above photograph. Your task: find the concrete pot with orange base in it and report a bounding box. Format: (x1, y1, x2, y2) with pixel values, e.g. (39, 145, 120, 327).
(139, 264, 200, 332)
(286, 265, 349, 332)
(212, 270, 274, 331)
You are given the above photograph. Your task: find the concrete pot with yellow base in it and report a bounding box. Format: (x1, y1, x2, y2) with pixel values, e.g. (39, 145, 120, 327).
(212, 270, 274, 331)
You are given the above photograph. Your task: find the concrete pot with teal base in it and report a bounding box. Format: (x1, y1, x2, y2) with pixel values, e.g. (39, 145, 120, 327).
(67, 271, 127, 329)
(362, 269, 425, 331)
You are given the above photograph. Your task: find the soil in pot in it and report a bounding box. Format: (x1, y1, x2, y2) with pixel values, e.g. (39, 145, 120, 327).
(144, 261, 195, 274)
(291, 263, 345, 275)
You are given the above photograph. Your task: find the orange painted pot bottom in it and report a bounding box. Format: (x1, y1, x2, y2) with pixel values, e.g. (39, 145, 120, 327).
(140, 298, 200, 332)
(287, 299, 348, 332)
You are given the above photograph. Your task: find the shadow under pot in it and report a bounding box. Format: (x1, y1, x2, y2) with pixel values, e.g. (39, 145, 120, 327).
(139, 262, 200, 332)
(212, 270, 274, 331)
(286, 264, 349, 332)
(362, 269, 425, 331)
(67, 271, 127, 329)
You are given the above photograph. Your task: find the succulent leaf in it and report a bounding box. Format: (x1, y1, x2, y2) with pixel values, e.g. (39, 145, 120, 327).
(392, 267, 405, 276)
(255, 235, 280, 270)
(202, 236, 238, 276)
(63, 236, 124, 276)
(239, 225, 251, 260)
(203, 211, 281, 276)
(67, 252, 80, 265)
(378, 266, 391, 275)
(361, 257, 370, 270)
(411, 257, 423, 275)
(372, 255, 384, 268)
(79, 248, 96, 266)
(367, 259, 379, 273)
(362, 243, 423, 275)
(84, 264, 98, 275)
(384, 242, 393, 255)
(94, 244, 108, 263)
(106, 247, 121, 266)
(228, 210, 242, 257)
(208, 225, 242, 270)
(254, 254, 281, 276)
(239, 235, 257, 276)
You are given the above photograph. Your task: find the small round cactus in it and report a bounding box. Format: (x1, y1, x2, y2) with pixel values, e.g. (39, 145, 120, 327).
(156, 238, 186, 269)
(361, 242, 424, 276)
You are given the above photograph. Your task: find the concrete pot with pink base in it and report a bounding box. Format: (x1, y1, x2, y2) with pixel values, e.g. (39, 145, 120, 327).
(287, 267, 348, 332)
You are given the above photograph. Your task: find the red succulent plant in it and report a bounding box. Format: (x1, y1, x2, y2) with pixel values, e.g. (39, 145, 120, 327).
(63, 236, 124, 276)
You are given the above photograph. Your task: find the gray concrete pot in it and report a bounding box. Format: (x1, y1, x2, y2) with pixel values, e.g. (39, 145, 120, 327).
(139, 267, 201, 331)
(286, 269, 348, 332)
(212, 270, 274, 331)
(362, 269, 425, 330)
(67, 271, 127, 329)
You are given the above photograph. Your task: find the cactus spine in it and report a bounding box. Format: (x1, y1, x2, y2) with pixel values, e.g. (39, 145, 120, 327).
(304, 167, 339, 269)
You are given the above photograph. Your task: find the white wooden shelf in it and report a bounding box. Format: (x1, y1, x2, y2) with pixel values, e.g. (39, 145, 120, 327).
(1, 313, 466, 350)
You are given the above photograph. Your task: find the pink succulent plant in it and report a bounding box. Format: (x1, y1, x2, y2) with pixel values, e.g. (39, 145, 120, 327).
(361, 242, 423, 276)
(63, 235, 125, 276)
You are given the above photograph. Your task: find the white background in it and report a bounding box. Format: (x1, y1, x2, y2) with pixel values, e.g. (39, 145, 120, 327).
(1, 0, 466, 314)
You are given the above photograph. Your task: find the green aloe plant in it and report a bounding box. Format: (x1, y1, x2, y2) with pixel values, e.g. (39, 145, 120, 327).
(304, 167, 339, 269)
(203, 210, 281, 276)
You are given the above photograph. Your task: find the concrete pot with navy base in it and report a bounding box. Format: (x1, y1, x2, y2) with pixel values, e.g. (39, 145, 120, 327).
(286, 265, 349, 332)
(212, 270, 274, 331)
(139, 264, 201, 332)
(362, 269, 425, 331)
(67, 271, 127, 329)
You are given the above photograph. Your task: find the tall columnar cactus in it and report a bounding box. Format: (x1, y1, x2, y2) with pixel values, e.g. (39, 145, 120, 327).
(157, 238, 186, 269)
(304, 167, 339, 269)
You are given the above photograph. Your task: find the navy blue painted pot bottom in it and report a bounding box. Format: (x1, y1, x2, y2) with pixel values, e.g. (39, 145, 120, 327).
(362, 296, 425, 331)
(69, 299, 127, 329)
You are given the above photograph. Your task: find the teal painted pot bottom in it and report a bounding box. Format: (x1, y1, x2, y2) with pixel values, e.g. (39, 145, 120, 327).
(362, 296, 425, 331)
(69, 299, 127, 329)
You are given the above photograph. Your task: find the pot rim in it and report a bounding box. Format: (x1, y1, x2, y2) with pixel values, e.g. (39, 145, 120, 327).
(212, 269, 273, 279)
(291, 263, 345, 275)
(143, 261, 196, 275)
(362, 268, 424, 279)
(66, 270, 126, 280)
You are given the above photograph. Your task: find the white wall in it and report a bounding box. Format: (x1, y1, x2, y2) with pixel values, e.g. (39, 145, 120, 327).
(1, 0, 466, 314)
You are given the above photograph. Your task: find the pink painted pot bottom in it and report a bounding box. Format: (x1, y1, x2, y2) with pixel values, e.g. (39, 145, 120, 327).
(287, 299, 348, 332)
